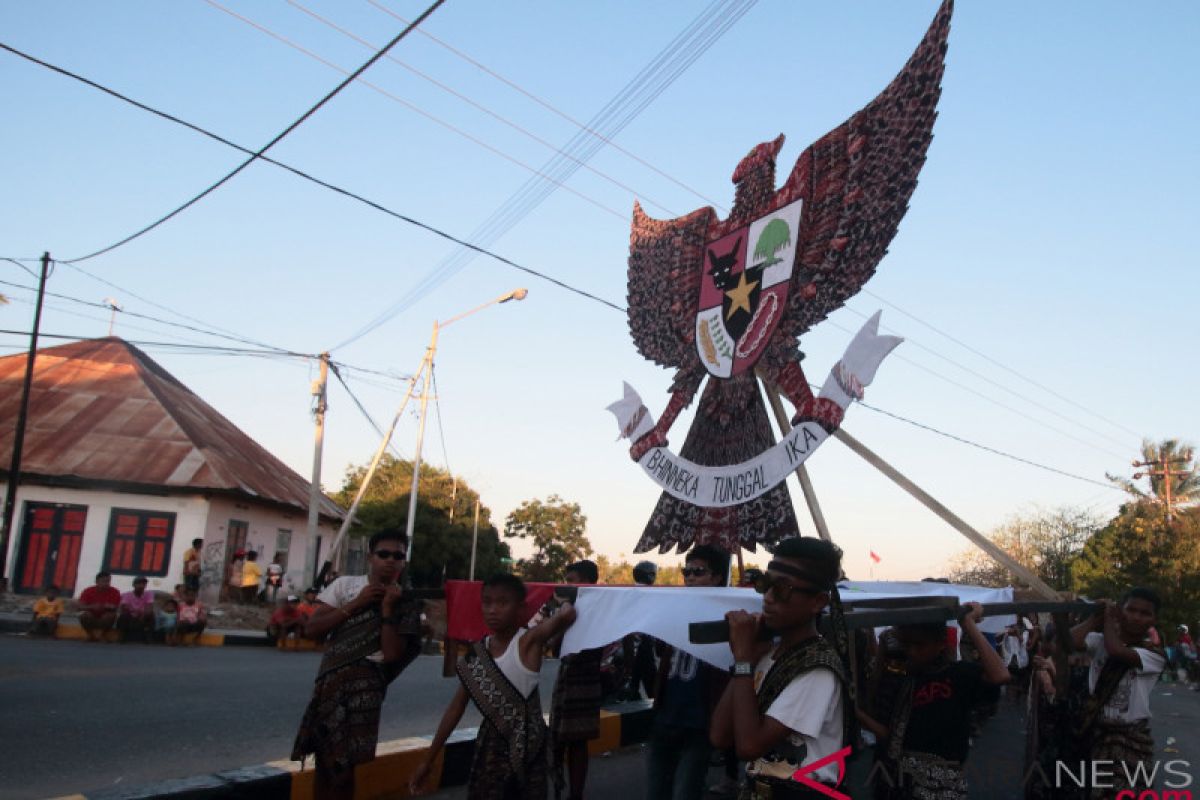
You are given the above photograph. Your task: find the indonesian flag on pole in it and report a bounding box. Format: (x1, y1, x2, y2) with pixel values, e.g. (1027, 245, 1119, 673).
(869, 550, 882, 564)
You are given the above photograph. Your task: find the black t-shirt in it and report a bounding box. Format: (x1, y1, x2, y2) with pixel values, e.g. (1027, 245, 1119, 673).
(901, 661, 1000, 763)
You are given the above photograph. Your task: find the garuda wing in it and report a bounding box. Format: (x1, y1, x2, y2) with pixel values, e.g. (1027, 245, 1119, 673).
(775, 0, 952, 342)
(627, 201, 718, 373)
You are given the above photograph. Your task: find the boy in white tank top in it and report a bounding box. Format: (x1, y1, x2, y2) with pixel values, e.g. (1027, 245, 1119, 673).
(412, 573, 577, 799)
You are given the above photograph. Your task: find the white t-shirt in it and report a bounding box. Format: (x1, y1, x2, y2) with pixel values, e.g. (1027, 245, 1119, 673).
(1002, 632, 1029, 669)
(746, 646, 844, 784)
(318, 575, 388, 662)
(1085, 631, 1166, 722)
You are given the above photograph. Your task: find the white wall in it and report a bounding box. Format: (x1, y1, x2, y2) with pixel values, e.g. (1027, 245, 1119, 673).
(201, 496, 338, 602)
(1, 482, 209, 598)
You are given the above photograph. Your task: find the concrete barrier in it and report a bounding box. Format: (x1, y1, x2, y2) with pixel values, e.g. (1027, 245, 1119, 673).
(44, 701, 655, 800)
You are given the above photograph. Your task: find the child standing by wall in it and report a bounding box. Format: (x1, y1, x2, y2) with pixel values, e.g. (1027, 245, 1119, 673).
(411, 573, 578, 799)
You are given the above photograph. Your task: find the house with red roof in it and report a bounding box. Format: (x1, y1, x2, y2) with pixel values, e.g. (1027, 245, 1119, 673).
(0, 337, 345, 602)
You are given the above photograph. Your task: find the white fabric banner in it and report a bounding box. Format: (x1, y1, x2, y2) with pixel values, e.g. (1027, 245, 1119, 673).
(560, 581, 1014, 670)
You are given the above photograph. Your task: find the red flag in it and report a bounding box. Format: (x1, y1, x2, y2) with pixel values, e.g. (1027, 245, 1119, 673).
(869, 550, 882, 564)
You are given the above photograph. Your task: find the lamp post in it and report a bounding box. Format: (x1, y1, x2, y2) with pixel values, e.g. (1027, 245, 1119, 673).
(404, 289, 527, 567)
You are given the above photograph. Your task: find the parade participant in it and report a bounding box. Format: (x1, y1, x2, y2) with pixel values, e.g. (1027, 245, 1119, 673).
(292, 529, 422, 800)
(549, 560, 602, 800)
(411, 573, 577, 800)
(1070, 589, 1166, 799)
(79, 571, 121, 642)
(30, 584, 64, 637)
(710, 537, 854, 800)
(858, 604, 1007, 799)
(648, 545, 731, 800)
(623, 560, 659, 699)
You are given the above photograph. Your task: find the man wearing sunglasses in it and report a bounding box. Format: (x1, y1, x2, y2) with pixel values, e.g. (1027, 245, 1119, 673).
(292, 528, 423, 800)
(647, 545, 732, 800)
(710, 537, 854, 800)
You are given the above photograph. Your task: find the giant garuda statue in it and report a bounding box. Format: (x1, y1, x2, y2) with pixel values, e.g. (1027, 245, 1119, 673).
(618, 1, 952, 554)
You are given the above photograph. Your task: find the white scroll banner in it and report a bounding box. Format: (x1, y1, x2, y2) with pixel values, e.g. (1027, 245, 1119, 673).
(608, 311, 902, 508)
(559, 582, 1015, 670)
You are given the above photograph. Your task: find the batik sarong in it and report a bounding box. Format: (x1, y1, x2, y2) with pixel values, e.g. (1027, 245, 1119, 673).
(878, 673, 966, 800)
(550, 648, 602, 742)
(1088, 718, 1155, 799)
(291, 599, 421, 778)
(458, 640, 549, 800)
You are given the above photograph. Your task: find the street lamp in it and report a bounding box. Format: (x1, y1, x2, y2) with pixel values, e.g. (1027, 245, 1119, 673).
(317, 289, 527, 586)
(404, 289, 528, 567)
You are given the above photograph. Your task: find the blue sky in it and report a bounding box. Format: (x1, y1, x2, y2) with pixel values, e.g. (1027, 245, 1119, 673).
(2, 1, 1197, 580)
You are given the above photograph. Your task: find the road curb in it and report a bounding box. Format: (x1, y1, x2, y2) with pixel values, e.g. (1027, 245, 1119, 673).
(52, 700, 654, 800)
(0, 612, 273, 647)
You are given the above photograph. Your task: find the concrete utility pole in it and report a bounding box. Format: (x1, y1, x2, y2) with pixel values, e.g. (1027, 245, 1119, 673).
(304, 353, 330, 586)
(0, 252, 51, 592)
(1133, 450, 1194, 523)
(404, 288, 527, 568)
(469, 496, 481, 581)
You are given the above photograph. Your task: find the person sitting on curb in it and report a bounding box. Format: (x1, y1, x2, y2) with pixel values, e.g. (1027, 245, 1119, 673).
(79, 571, 121, 642)
(177, 586, 207, 645)
(117, 576, 156, 643)
(268, 595, 306, 646)
(156, 597, 180, 645)
(30, 584, 64, 637)
(298, 588, 320, 620)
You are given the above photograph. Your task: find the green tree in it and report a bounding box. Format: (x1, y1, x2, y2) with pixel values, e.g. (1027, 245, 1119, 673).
(503, 495, 592, 582)
(334, 455, 510, 588)
(1107, 438, 1199, 510)
(1072, 503, 1200, 629)
(946, 506, 1099, 590)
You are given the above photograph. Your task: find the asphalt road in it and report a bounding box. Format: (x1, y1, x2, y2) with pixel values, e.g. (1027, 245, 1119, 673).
(0, 636, 555, 800)
(4, 635, 1200, 799)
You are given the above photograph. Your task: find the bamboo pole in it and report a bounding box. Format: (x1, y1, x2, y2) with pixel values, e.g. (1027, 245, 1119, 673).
(831, 427, 1060, 600)
(757, 373, 833, 542)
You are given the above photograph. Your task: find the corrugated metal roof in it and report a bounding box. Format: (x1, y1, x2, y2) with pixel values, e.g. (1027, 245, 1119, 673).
(0, 338, 344, 520)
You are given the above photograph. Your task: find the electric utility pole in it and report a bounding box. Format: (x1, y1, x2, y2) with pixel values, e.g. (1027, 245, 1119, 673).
(1133, 450, 1194, 523)
(0, 252, 51, 592)
(305, 353, 330, 586)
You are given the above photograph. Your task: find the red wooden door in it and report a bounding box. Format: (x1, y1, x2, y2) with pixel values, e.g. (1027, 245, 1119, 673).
(17, 503, 87, 594)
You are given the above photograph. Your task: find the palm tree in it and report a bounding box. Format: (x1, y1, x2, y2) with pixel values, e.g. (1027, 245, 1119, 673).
(1107, 438, 1200, 511)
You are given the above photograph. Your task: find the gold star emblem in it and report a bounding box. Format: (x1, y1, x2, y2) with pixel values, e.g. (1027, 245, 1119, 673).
(725, 271, 758, 320)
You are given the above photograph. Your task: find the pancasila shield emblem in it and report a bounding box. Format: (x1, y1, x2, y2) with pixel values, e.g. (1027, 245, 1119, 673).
(694, 198, 803, 377)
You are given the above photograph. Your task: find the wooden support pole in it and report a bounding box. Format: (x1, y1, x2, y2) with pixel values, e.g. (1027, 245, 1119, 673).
(757, 374, 833, 542)
(831, 426, 1060, 600)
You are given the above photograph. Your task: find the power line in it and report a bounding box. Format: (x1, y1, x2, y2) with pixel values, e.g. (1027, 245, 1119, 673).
(332, 0, 757, 349)
(856, 400, 1122, 492)
(430, 364, 451, 474)
(328, 362, 407, 460)
(841, 304, 1135, 455)
(0, 41, 625, 317)
(282, 0, 679, 217)
(365, 0, 727, 212)
(862, 288, 1141, 439)
(202, 0, 628, 221)
(60, 0, 446, 263)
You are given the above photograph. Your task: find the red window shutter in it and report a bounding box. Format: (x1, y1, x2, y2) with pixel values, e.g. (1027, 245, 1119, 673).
(63, 510, 87, 532)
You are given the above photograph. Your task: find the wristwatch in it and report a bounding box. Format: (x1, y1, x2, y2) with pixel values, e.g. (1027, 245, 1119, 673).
(731, 661, 754, 677)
